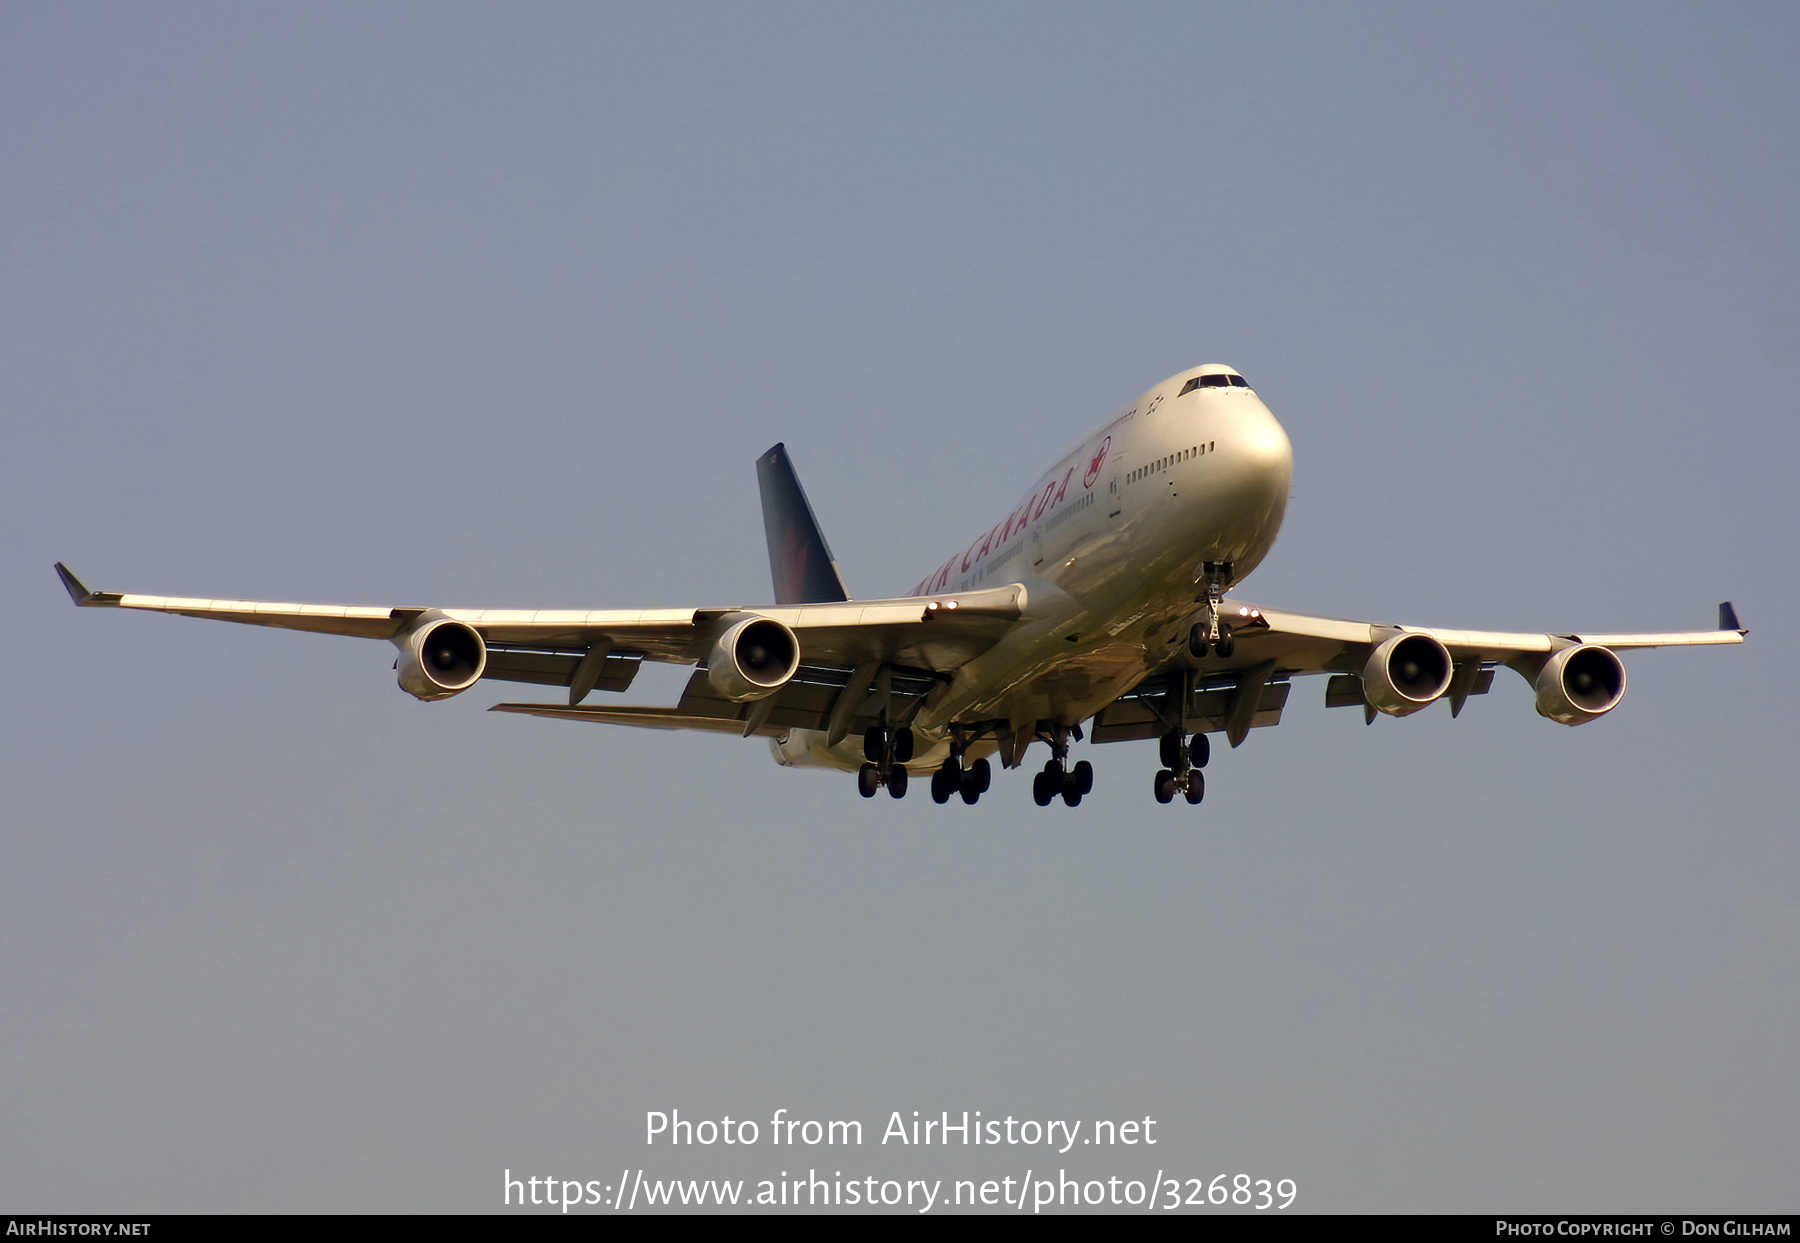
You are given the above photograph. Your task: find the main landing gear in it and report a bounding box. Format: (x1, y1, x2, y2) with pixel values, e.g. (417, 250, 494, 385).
(857, 724, 914, 799)
(1031, 724, 1094, 808)
(1153, 729, 1209, 806)
(930, 752, 992, 805)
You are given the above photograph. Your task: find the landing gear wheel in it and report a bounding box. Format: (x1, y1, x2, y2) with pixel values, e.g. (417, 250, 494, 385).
(858, 763, 880, 798)
(930, 765, 954, 804)
(1154, 769, 1177, 804)
(1188, 733, 1210, 769)
(959, 778, 981, 806)
(887, 766, 908, 799)
(1159, 732, 1184, 769)
(863, 727, 884, 764)
(1061, 784, 1082, 808)
(970, 757, 991, 794)
(1214, 625, 1235, 659)
(1032, 770, 1055, 807)
(1188, 623, 1208, 660)
(892, 728, 915, 764)
(1071, 760, 1094, 796)
(1184, 770, 1205, 804)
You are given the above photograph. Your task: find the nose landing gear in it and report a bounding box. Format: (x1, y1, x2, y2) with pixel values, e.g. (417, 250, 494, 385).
(1188, 561, 1237, 658)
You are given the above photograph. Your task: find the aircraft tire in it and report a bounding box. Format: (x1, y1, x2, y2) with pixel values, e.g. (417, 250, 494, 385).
(1072, 760, 1094, 795)
(858, 763, 880, 798)
(1159, 732, 1184, 769)
(1215, 626, 1235, 659)
(1032, 771, 1055, 807)
(970, 757, 991, 794)
(1188, 733, 1210, 769)
(1062, 785, 1082, 808)
(959, 779, 980, 806)
(864, 727, 884, 764)
(887, 765, 908, 799)
(1188, 623, 1208, 660)
(930, 767, 953, 804)
(1185, 770, 1205, 804)
(1154, 769, 1177, 804)
(893, 727, 914, 763)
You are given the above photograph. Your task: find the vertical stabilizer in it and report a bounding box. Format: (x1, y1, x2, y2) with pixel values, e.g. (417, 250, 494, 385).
(757, 444, 851, 605)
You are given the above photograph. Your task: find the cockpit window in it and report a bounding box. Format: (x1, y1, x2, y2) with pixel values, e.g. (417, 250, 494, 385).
(1178, 373, 1251, 395)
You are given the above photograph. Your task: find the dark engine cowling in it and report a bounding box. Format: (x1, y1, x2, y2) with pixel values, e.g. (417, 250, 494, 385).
(1362, 632, 1454, 717)
(397, 617, 487, 701)
(707, 616, 801, 702)
(1534, 644, 1627, 725)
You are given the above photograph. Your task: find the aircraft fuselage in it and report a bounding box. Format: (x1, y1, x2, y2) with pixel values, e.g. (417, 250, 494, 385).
(774, 364, 1293, 772)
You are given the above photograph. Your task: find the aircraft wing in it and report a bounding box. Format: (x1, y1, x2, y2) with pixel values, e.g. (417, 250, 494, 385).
(1091, 598, 1747, 748)
(54, 562, 1030, 734)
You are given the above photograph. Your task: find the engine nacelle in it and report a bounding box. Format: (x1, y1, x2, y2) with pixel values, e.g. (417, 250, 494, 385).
(1534, 644, 1626, 725)
(397, 618, 487, 701)
(707, 616, 800, 702)
(1362, 632, 1454, 717)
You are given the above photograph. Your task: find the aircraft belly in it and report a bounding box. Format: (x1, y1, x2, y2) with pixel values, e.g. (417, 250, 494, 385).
(771, 727, 991, 775)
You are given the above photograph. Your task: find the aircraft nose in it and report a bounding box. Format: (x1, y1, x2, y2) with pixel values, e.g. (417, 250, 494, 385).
(1238, 409, 1294, 496)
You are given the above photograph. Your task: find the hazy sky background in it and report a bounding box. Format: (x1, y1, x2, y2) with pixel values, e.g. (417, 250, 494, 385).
(4, 1, 1796, 1213)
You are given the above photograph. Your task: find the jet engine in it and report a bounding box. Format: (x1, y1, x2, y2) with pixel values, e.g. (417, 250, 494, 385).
(707, 616, 801, 702)
(397, 617, 487, 701)
(1362, 632, 1454, 717)
(1534, 644, 1626, 725)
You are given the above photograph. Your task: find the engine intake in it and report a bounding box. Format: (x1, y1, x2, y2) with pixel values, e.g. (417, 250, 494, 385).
(1362, 632, 1454, 717)
(1534, 644, 1626, 725)
(397, 618, 487, 701)
(707, 616, 800, 702)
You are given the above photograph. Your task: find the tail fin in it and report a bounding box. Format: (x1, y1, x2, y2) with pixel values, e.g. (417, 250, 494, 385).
(757, 444, 851, 604)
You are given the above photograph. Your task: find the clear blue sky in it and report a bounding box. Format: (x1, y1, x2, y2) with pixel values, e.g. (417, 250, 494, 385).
(4, 1, 1795, 1212)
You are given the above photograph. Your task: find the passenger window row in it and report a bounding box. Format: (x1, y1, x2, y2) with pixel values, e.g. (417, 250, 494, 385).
(1129, 442, 1215, 483)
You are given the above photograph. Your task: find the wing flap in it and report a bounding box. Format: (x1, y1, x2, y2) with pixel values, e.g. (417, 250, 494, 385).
(488, 704, 750, 734)
(1091, 681, 1292, 742)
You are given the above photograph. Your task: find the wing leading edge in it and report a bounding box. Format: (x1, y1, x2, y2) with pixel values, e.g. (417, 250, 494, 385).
(53, 562, 1029, 731)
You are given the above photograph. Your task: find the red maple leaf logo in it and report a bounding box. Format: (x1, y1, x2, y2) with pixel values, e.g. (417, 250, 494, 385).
(1083, 437, 1110, 489)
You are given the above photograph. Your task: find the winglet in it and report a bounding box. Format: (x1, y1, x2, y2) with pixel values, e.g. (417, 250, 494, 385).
(1719, 601, 1746, 634)
(54, 563, 124, 607)
(54, 563, 122, 607)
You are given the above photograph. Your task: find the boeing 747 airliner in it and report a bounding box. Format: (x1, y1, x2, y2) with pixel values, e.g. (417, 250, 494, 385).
(56, 364, 1745, 807)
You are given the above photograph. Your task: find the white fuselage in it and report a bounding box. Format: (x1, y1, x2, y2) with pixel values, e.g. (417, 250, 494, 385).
(773, 364, 1295, 772)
